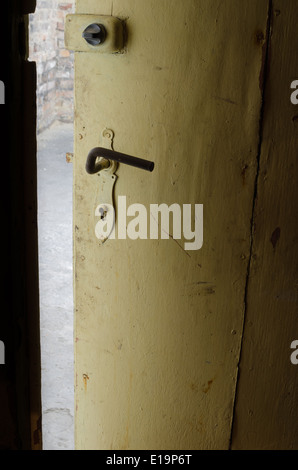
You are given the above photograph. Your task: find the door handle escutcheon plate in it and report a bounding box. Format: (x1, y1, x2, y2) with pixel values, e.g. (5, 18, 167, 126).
(87, 130, 154, 245)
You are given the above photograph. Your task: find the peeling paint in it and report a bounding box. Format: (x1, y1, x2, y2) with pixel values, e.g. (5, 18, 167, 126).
(202, 379, 214, 394)
(83, 374, 89, 391)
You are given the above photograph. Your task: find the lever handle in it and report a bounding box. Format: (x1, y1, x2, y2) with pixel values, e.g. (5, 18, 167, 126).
(86, 147, 155, 174)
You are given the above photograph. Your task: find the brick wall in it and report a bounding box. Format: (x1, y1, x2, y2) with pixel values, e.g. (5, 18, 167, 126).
(29, 1, 74, 133)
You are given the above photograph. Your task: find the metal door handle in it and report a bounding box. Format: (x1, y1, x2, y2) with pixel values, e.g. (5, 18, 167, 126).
(86, 147, 155, 174)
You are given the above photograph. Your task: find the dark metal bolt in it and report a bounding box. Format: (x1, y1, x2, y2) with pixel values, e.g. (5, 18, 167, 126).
(82, 23, 107, 46)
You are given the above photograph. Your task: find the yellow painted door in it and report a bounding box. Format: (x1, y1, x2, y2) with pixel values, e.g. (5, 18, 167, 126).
(70, 0, 270, 450)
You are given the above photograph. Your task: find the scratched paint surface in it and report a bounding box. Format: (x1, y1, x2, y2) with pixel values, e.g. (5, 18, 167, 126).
(73, 0, 269, 449)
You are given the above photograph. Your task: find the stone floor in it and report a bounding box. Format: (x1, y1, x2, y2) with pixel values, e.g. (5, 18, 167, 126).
(37, 121, 74, 450)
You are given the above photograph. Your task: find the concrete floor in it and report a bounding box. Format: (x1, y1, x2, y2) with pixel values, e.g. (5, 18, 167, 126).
(37, 121, 74, 450)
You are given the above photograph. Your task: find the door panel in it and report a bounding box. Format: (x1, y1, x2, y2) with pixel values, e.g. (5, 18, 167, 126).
(73, 0, 268, 450)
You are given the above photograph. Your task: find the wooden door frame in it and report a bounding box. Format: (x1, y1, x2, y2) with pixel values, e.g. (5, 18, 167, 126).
(0, 0, 41, 450)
